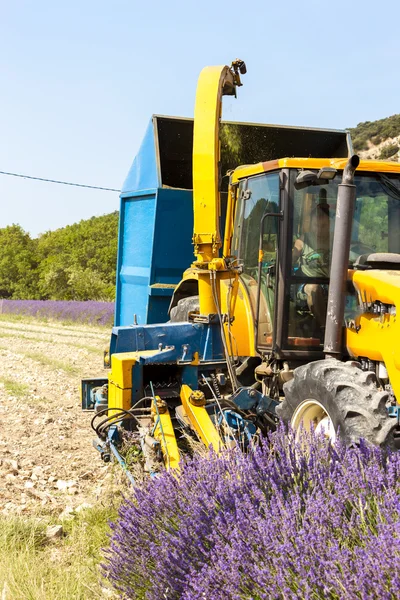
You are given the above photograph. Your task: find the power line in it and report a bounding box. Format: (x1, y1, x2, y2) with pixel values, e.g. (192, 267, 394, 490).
(0, 170, 121, 192)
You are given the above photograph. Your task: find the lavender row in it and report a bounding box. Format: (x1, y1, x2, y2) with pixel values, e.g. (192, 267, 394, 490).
(0, 299, 114, 326)
(104, 425, 400, 599)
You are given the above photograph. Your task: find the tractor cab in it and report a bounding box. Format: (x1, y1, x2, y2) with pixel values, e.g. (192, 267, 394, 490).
(229, 160, 400, 360)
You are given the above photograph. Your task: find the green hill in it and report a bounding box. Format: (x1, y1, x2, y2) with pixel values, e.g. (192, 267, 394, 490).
(0, 212, 119, 301)
(349, 114, 400, 159)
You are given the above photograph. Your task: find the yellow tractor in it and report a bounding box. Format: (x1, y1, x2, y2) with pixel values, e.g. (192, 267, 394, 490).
(83, 60, 400, 474)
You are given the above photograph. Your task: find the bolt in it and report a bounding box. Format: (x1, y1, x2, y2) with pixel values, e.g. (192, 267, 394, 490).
(155, 397, 168, 414)
(189, 390, 206, 407)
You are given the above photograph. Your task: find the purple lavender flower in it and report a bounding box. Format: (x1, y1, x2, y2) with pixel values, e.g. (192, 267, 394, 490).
(0, 299, 114, 326)
(103, 425, 400, 599)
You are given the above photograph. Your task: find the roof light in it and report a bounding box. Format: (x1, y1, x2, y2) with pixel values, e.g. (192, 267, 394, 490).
(317, 167, 337, 180)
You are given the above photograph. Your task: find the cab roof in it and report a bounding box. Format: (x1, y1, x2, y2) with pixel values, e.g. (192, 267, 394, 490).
(231, 158, 400, 184)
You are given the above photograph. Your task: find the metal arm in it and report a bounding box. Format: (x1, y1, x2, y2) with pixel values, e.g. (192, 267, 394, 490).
(192, 60, 245, 265)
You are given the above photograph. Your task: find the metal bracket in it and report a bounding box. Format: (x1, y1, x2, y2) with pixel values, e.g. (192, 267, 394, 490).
(81, 378, 108, 410)
(387, 405, 400, 418)
(229, 387, 279, 418)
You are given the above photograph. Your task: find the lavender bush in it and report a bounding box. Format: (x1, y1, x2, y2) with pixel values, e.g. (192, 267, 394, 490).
(0, 299, 114, 326)
(104, 425, 400, 599)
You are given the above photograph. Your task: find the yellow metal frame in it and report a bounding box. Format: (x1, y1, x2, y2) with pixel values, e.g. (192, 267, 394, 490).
(192, 63, 244, 316)
(347, 270, 400, 406)
(108, 350, 182, 470)
(231, 157, 400, 184)
(152, 398, 180, 471)
(193, 64, 237, 264)
(108, 351, 142, 414)
(174, 270, 257, 357)
(180, 384, 222, 451)
(223, 183, 237, 258)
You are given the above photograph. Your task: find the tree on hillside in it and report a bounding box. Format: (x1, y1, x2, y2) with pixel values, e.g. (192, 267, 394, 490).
(0, 225, 39, 298)
(350, 114, 400, 152)
(36, 211, 119, 301)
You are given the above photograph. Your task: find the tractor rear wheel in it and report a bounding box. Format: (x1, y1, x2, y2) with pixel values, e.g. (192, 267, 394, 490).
(276, 359, 396, 448)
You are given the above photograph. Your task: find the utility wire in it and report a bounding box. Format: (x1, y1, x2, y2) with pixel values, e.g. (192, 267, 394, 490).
(0, 170, 121, 192)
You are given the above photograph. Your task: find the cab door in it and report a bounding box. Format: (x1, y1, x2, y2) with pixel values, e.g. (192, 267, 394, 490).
(232, 172, 280, 350)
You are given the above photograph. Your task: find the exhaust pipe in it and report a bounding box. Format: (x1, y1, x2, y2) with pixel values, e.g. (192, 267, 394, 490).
(324, 155, 360, 359)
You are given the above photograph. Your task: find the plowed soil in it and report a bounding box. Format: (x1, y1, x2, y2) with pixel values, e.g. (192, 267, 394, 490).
(0, 318, 112, 516)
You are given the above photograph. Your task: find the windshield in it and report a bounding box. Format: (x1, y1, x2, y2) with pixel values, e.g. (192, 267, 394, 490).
(292, 172, 400, 270)
(287, 170, 400, 350)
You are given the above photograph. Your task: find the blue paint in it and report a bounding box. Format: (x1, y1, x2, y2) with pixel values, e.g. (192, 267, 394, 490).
(115, 117, 194, 327)
(387, 405, 400, 418)
(229, 387, 278, 417)
(109, 321, 225, 362)
(122, 118, 160, 193)
(181, 365, 199, 388)
(218, 410, 257, 445)
(81, 377, 108, 410)
(94, 386, 108, 412)
(115, 191, 157, 326)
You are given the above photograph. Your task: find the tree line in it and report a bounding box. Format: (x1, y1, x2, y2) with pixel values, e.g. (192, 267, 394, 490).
(0, 212, 119, 301)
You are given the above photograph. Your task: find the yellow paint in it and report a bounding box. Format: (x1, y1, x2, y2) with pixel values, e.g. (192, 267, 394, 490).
(227, 272, 239, 319)
(232, 160, 279, 182)
(191, 352, 200, 366)
(192, 64, 243, 316)
(346, 269, 400, 405)
(173, 272, 257, 357)
(223, 184, 237, 258)
(193, 64, 238, 264)
(108, 349, 162, 414)
(108, 352, 137, 414)
(107, 382, 132, 415)
(152, 400, 180, 471)
(231, 158, 400, 183)
(220, 276, 256, 356)
(180, 384, 222, 451)
(109, 352, 136, 388)
(198, 270, 217, 314)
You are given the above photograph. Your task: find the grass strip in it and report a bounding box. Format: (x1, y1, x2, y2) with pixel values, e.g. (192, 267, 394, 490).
(23, 352, 79, 375)
(0, 345, 79, 377)
(0, 505, 118, 600)
(0, 378, 30, 398)
(0, 331, 103, 354)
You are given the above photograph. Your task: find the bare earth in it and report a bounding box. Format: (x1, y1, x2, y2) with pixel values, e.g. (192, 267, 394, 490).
(0, 318, 112, 516)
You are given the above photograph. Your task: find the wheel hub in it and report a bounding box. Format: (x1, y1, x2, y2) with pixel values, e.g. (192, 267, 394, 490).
(291, 399, 336, 442)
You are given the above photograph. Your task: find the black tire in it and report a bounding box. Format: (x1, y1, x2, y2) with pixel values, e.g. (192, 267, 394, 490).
(277, 359, 396, 448)
(170, 296, 200, 322)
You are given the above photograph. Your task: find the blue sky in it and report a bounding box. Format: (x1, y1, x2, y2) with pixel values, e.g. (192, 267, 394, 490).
(1, 0, 399, 236)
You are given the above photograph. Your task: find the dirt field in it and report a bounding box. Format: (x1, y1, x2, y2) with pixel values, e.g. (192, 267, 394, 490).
(0, 317, 113, 516)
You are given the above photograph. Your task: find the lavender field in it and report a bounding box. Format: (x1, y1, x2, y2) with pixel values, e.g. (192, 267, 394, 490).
(104, 426, 400, 600)
(0, 299, 114, 327)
